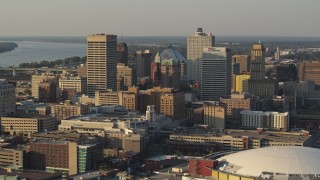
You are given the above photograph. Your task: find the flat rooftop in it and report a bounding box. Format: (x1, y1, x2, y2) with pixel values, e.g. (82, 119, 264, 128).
(31, 130, 82, 140)
(67, 113, 146, 122)
(172, 129, 310, 144)
(0, 170, 61, 180)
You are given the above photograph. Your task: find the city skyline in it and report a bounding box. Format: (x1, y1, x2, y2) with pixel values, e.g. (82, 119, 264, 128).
(1, 0, 320, 37)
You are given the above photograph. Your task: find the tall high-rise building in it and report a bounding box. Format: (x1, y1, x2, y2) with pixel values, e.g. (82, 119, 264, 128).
(159, 46, 183, 90)
(250, 43, 266, 80)
(232, 55, 250, 73)
(117, 63, 137, 91)
(235, 74, 251, 92)
(117, 42, 128, 65)
(201, 47, 232, 101)
(135, 50, 152, 78)
(187, 28, 215, 82)
(0, 80, 15, 117)
(248, 42, 278, 98)
(87, 34, 117, 97)
(160, 89, 185, 120)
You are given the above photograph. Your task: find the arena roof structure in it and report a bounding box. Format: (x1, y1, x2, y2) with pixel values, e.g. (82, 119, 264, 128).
(217, 146, 320, 178)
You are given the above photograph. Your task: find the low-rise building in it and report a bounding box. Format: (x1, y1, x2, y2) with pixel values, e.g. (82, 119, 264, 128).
(29, 140, 78, 175)
(0, 117, 57, 136)
(241, 110, 289, 129)
(220, 93, 258, 128)
(169, 129, 311, 151)
(16, 100, 50, 117)
(50, 101, 90, 120)
(203, 101, 226, 129)
(59, 76, 87, 94)
(0, 148, 26, 168)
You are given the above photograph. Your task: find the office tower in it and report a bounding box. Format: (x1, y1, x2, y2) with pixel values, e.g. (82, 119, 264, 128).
(299, 61, 320, 85)
(232, 62, 241, 75)
(203, 101, 226, 129)
(187, 28, 215, 82)
(160, 89, 185, 120)
(201, 47, 232, 101)
(0, 80, 15, 117)
(117, 42, 128, 65)
(248, 42, 278, 98)
(77, 143, 103, 173)
(38, 81, 57, 102)
(78, 64, 87, 77)
(232, 55, 250, 73)
(276, 64, 298, 82)
(117, 63, 137, 91)
(248, 79, 278, 98)
(31, 74, 57, 99)
(151, 52, 161, 85)
(87, 34, 117, 97)
(135, 50, 152, 78)
(180, 60, 187, 81)
(159, 46, 183, 90)
(235, 74, 250, 92)
(160, 60, 181, 89)
(151, 63, 161, 85)
(59, 76, 87, 94)
(250, 43, 265, 80)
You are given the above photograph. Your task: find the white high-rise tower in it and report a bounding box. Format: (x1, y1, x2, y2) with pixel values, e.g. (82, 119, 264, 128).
(187, 28, 215, 82)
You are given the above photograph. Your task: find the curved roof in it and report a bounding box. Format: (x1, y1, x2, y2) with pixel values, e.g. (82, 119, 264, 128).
(159, 45, 186, 62)
(217, 146, 320, 177)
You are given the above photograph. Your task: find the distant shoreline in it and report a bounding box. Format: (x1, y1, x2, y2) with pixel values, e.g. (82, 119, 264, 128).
(0, 42, 18, 53)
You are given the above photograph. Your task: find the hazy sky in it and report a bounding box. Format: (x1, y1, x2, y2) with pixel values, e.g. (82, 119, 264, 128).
(1, 0, 319, 36)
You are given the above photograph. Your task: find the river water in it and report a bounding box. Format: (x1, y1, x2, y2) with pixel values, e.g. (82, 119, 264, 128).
(0, 41, 86, 67)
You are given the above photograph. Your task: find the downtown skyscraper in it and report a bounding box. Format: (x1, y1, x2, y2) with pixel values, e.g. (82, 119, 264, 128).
(87, 34, 117, 97)
(201, 47, 232, 101)
(250, 43, 266, 80)
(248, 42, 278, 98)
(187, 28, 215, 82)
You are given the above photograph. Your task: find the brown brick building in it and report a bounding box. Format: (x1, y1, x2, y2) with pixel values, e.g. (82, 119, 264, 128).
(29, 141, 78, 175)
(50, 101, 90, 120)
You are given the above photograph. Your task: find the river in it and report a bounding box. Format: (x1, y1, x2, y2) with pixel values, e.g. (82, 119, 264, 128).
(0, 41, 86, 67)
